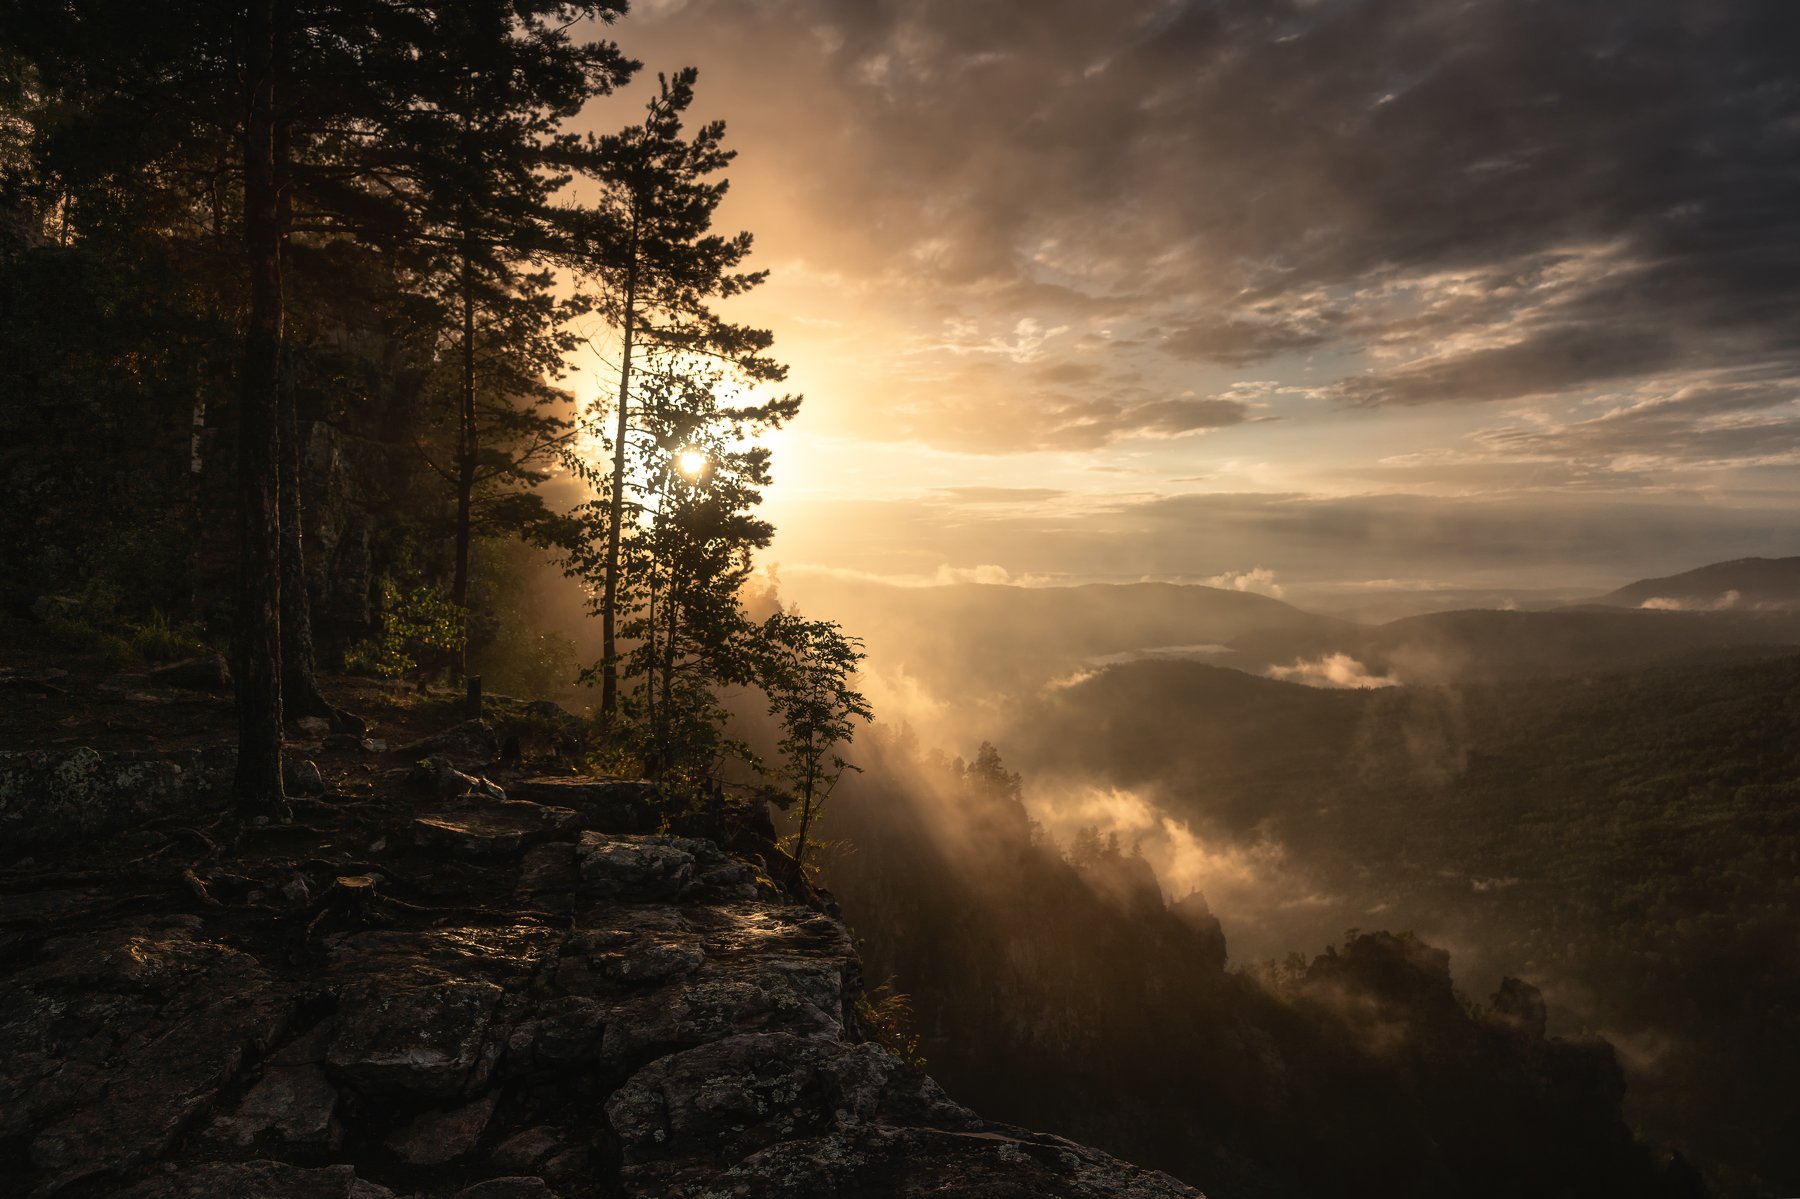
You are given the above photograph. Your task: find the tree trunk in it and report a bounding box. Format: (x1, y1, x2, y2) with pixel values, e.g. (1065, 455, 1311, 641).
(659, 592, 678, 776)
(452, 243, 476, 616)
(273, 108, 332, 728)
(277, 339, 330, 721)
(234, 0, 287, 817)
(599, 224, 638, 731)
(793, 786, 815, 886)
(447, 242, 478, 684)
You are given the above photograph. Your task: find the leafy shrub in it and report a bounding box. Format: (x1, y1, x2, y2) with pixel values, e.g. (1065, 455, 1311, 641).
(343, 577, 465, 678)
(127, 611, 210, 663)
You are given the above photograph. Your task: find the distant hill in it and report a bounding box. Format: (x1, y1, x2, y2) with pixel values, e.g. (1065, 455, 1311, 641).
(1588, 555, 1800, 610)
(1227, 605, 1800, 684)
(779, 576, 1349, 698)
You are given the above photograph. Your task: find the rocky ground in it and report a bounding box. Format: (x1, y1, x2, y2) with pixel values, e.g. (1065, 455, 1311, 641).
(0, 668, 1204, 1198)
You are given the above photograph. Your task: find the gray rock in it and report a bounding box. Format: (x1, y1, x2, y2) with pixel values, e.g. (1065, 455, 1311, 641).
(646, 1125, 1208, 1199)
(296, 716, 333, 738)
(576, 904, 859, 1066)
(503, 995, 606, 1072)
(0, 746, 228, 851)
(323, 733, 376, 751)
(104, 1160, 395, 1198)
(394, 719, 499, 766)
(0, 926, 287, 1192)
(577, 832, 696, 901)
(326, 975, 503, 1101)
(608, 1032, 977, 1168)
(541, 1147, 590, 1183)
(146, 655, 231, 692)
(515, 843, 579, 899)
(284, 758, 325, 795)
(411, 755, 507, 802)
(323, 926, 562, 1101)
(412, 799, 577, 860)
(509, 776, 656, 833)
(490, 1126, 564, 1172)
(31, 594, 80, 621)
(205, 1062, 340, 1148)
(450, 1180, 555, 1199)
(385, 1091, 498, 1165)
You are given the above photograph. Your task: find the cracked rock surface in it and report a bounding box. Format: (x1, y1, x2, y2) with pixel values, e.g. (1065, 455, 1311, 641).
(0, 767, 1202, 1199)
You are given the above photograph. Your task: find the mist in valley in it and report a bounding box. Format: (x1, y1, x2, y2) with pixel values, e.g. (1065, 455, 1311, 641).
(740, 559, 1800, 1196)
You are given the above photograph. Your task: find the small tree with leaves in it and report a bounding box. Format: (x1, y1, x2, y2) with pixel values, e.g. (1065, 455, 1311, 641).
(757, 612, 873, 885)
(566, 345, 797, 781)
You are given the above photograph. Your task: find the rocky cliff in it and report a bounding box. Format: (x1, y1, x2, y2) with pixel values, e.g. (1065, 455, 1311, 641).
(0, 736, 1203, 1198)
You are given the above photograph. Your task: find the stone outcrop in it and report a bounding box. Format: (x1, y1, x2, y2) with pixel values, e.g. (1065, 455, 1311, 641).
(0, 745, 235, 850)
(0, 767, 1204, 1199)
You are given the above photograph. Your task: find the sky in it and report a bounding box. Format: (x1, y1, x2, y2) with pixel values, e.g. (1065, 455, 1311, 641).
(572, 0, 1800, 599)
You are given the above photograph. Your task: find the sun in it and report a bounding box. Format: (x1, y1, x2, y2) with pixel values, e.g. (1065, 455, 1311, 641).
(677, 449, 708, 477)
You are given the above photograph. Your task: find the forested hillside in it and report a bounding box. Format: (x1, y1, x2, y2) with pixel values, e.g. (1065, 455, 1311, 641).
(986, 651, 1800, 1195)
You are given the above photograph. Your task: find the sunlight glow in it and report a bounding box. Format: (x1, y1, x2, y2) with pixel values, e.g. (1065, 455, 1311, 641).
(677, 449, 708, 477)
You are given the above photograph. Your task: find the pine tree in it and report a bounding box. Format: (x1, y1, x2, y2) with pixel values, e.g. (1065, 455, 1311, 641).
(565, 68, 785, 731)
(4, 0, 635, 812)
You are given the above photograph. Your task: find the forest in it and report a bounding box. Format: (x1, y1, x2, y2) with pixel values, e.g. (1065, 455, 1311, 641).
(1, 1, 865, 842)
(0, 4, 1789, 1199)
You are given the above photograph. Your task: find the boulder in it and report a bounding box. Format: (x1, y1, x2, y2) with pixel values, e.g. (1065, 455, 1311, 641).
(205, 1061, 340, 1148)
(394, 719, 498, 767)
(577, 832, 697, 901)
(325, 975, 503, 1101)
(146, 655, 231, 692)
(385, 1091, 499, 1166)
(284, 758, 325, 796)
(490, 1126, 564, 1172)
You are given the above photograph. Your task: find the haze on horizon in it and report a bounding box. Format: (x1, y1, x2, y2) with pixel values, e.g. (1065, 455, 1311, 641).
(575, 0, 1800, 601)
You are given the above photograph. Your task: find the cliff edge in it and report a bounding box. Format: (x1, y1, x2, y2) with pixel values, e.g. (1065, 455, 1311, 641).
(0, 733, 1202, 1199)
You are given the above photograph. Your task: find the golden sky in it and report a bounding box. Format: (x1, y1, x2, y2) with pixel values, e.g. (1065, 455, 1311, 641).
(571, 0, 1800, 599)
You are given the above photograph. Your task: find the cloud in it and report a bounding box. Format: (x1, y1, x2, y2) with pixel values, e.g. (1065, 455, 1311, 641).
(931, 486, 1068, 504)
(617, 0, 1800, 462)
(1640, 589, 1741, 612)
(1204, 567, 1286, 598)
(1268, 654, 1400, 690)
(1467, 380, 1800, 472)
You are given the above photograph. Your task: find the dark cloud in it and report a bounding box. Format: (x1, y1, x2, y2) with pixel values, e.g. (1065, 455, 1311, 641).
(625, 0, 1800, 444)
(1161, 316, 1338, 367)
(1471, 382, 1800, 467)
(1332, 325, 1684, 407)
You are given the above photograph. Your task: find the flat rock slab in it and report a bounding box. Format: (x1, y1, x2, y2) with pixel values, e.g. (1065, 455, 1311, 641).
(0, 745, 232, 852)
(204, 1061, 340, 1148)
(324, 926, 563, 1102)
(106, 1160, 394, 1199)
(0, 922, 288, 1194)
(509, 776, 656, 833)
(572, 832, 764, 905)
(413, 799, 578, 858)
(450, 1179, 556, 1199)
(386, 1091, 499, 1165)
